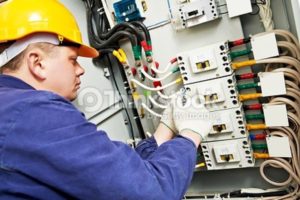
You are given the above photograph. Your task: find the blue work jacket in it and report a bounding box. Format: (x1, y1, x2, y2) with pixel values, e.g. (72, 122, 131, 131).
(0, 74, 197, 200)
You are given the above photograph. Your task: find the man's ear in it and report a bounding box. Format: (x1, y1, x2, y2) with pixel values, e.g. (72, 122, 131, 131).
(26, 49, 46, 80)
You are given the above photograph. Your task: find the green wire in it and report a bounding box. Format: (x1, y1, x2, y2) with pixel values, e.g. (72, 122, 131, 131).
(246, 114, 265, 120)
(230, 49, 252, 59)
(172, 67, 180, 73)
(237, 82, 259, 90)
(252, 143, 267, 150)
(132, 45, 142, 60)
(144, 90, 151, 97)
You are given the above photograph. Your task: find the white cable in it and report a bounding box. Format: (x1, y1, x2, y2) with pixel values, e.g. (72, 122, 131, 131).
(157, 91, 177, 99)
(141, 69, 173, 82)
(148, 96, 168, 109)
(145, 132, 153, 138)
(141, 103, 162, 118)
(131, 78, 180, 91)
(258, 0, 274, 31)
(150, 59, 176, 74)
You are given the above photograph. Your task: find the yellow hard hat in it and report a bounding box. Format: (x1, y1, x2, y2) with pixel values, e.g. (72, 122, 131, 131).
(0, 0, 99, 58)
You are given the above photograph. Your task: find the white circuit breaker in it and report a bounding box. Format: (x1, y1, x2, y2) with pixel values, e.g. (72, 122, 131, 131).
(177, 41, 232, 84)
(201, 138, 254, 170)
(172, 0, 219, 30)
(184, 74, 240, 111)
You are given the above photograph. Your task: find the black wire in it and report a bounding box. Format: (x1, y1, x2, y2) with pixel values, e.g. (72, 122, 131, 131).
(83, 0, 138, 50)
(130, 21, 151, 42)
(99, 22, 144, 42)
(83, 0, 145, 141)
(83, 0, 104, 48)
(104, 54, 138, 146)
(97, 30, 138, 49)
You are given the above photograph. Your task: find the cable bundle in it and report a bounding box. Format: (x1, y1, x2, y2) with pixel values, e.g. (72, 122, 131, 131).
(230, 29, 300, 199)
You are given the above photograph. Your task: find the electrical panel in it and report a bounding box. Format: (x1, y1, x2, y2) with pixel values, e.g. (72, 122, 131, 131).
(78, 0, 300, 198)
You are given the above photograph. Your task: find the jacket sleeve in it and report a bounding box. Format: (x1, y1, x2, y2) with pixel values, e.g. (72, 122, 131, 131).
(3, 92, 197, 200)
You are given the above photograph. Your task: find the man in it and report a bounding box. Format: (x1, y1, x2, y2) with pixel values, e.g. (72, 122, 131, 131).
(0, 0, 212, 199)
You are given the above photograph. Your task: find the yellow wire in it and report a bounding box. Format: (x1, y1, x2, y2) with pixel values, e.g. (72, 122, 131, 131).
(112, 50, 124, 63)
(247, 124, 267, 130)
(118, 48, 127, 62)
(231, 60, 256, 70)
(175, 78, 183, 84)
(195, 162, 205, 168)
(239, 93, 262, 101)
(253, 153, 270, 159)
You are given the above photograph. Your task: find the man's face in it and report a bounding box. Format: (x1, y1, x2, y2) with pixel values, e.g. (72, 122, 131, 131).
(43, 46, 84, 101)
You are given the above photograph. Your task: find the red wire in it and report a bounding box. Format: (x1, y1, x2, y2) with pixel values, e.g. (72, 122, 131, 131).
(236, 73, 257, 80)
(244, 103, 262, 110)
(233, 39, 244, 46)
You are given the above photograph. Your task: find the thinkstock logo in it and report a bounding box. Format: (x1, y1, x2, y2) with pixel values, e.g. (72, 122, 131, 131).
(76, 86, 220, 121)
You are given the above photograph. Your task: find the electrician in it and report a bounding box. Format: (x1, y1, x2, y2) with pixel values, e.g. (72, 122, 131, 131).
(0, 0, 212, 199)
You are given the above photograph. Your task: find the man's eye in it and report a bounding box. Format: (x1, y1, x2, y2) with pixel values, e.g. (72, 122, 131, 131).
(71, 59, 78, 64)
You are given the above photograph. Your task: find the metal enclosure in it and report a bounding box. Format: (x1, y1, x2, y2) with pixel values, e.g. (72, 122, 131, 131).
(60, 0, 300, 199)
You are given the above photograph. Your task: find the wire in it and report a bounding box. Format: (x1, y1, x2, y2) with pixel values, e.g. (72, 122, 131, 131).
(195, 162, 205, 168)
(258, 0, 274, 31)
(141, 69, 172, 82)
(256, 56, 300, 77)
(131, 21, 151, 43)
(131, 77, 182, 91)
(250, 132, 266, 140)
(243, 103, 263, 110)
(246, 114, 265, 120)
(148, 96, 167, 109)
(237, 82, 260, 90)
(150, 58, 177, 74)
(236, 73, 258, 80)
(230, 49, 252, 59)
(239, 93, 262, 101)
(254, 153, 270, 159)
(157, 91, 177, 99)
(252, 143, 268, 150)
(140, 67, 179, 82)
(147, 20, 172, 31)
(228, 37, 251, 48)
(277, 41, 300, 59)
(247, 123, 267, 130)
(98, 22, 144, 42)
(270, 68, 300, 86)
(167, 0, 173, 18)
(103, 55, 137, 145)
(231, 60, 257, 70)
(141, 103, 162, 118)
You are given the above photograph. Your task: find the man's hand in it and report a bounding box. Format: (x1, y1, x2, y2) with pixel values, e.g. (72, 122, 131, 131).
(172, 92, 212, 141)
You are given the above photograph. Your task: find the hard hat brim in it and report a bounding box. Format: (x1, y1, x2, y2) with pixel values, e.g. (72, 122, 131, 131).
(79, 44, 99, 58)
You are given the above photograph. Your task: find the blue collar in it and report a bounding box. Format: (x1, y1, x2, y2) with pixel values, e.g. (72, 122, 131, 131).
(0, 74, 35, 90)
